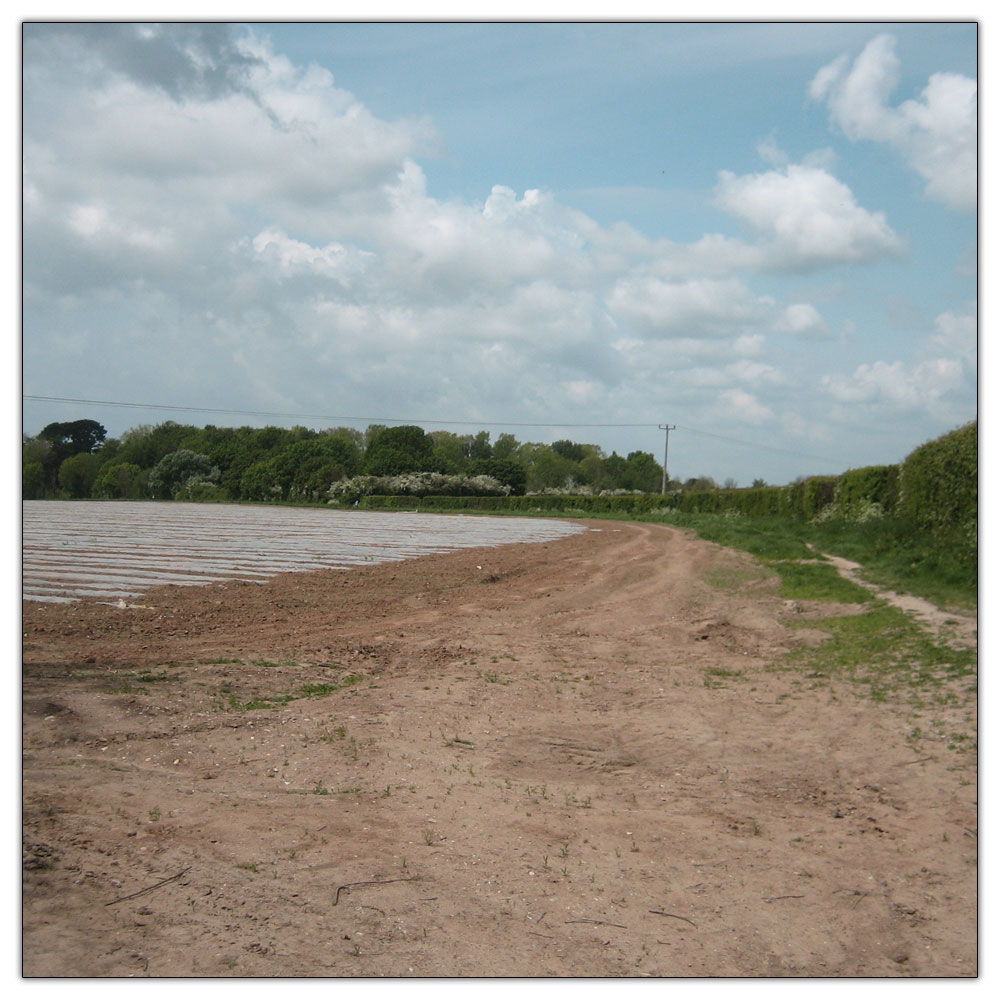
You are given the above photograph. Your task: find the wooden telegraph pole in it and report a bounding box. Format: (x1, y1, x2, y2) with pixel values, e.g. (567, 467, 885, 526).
(658, 424, 675, 494)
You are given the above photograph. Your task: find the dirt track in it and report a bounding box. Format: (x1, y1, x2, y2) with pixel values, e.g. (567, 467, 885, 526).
(21, 520, 977, 977)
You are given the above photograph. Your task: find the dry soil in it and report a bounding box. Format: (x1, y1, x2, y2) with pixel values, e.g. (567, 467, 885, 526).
(21, 520, 978, 977)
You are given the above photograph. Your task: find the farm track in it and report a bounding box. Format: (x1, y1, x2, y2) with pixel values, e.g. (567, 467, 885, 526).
(22, 517, 977, 977)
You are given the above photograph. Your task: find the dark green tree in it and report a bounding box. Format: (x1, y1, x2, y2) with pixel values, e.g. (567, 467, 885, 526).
(623, 451, 663, 492)
(40, 419, 107, 455)
(364, 425, 434, 475)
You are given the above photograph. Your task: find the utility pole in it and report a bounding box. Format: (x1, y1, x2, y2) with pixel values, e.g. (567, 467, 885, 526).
(658, 424, 675, 494)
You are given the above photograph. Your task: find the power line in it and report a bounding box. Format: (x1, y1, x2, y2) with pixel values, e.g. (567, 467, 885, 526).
(21, 395, 651, 429)
(23, 394, 846, 466)
(673, 424, 842, 465)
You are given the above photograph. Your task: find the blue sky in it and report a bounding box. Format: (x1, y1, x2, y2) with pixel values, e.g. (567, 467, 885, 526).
(21, 18, 978, 485)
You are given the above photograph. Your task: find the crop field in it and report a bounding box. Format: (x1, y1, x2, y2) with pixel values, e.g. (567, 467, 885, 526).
(21, 501, 585, 604)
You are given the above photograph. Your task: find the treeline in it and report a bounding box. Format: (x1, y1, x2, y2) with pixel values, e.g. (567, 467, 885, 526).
(22, 418, 686, 502)
(378, 421, 977, 569)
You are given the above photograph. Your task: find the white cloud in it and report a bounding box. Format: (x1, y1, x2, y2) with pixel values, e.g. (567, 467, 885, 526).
(716, 388, 775, 425)
(250, 228, 373, 283)
(820, 357, 964, 408)
(726, 359, 784, 386)
(810, 34, 976, 212)
(774, 303, 831, 341)
(607, 276, 773, 338)
(930, 309, 977, 365)
(714, 163, 904, 269)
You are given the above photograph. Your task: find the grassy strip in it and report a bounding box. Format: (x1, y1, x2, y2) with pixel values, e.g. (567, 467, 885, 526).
(625, 509, 975, 610)
(767, 560, 871, 604)
(781, 601, 977, 721)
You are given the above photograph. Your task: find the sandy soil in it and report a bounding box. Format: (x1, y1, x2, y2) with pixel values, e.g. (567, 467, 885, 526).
(21, 520, 977, 978)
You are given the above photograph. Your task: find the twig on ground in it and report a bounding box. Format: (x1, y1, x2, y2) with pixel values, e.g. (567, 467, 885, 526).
(105, 867, 191, 906)
(333, 876, 419, 906)
(566, 918, 628, 928)
(649, 910, 697, 927)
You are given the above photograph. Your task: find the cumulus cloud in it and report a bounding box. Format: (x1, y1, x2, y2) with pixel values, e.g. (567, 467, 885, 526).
(716, 388, 775, 425)
(714, 163, 904, 269)
(930, 309, 977, 365)
(774, 303, 832, 341)
(820, 357, 964, 408)
(607, 276, 773, 338)
(809, 34, 976, 212)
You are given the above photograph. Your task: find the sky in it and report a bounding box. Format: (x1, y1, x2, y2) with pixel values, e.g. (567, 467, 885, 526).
(20, 18, 979, 486)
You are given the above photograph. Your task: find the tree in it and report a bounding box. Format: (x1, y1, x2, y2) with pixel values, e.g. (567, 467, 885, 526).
(429, 431, 467, 473)
(114, 422, 199, 470)
(93, 462, 147, 499)
(551, 439, 587, 463)
(22, 462, 45, 499)
(364, 425, 434, 476)
(623, 451, 663, 493)
(57, 452, 103, 498)
(468, 458, 527, 495)
(240, 436, 362, 502)
(466, 430, 492, 462)
(492, 433, 519, 461)
(36, 419, 108, 492)
(684, 475, 718, 492)
(522, 445, 578, 492)
(148, 449, 220, 499)
(40, 419, 107, 455)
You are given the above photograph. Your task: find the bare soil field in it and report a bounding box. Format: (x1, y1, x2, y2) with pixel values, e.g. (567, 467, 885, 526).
(21, 519, 977, 978)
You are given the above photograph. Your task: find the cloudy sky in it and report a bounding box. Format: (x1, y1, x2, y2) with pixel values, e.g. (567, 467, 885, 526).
(21, 20, 978, 485)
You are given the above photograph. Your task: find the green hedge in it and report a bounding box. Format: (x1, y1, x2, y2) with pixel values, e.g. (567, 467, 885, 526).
(898, 421, 977, 537)
(352, 478, 839, 520)
(835, 464, 900, 519)
(355, 493, 676, 515)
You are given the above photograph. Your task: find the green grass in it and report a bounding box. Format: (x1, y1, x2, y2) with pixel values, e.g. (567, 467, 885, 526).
(229, 674, 364, 711)
(768, 560, 870, 603)
(637, 511, 814, 561)
(803, 517, 976, 610)
(633, 510, 975, 609)
(783, 600, 977, 709)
